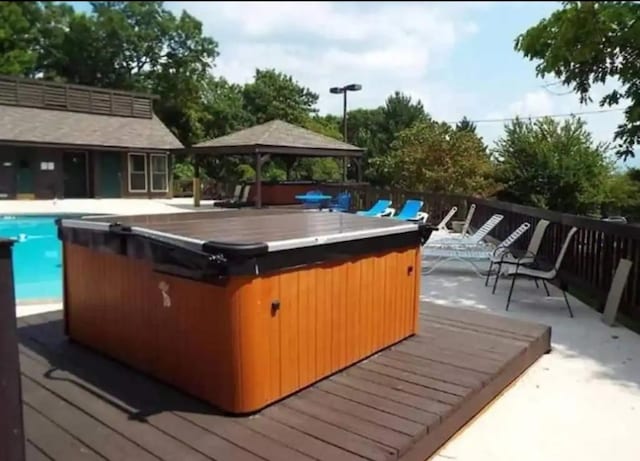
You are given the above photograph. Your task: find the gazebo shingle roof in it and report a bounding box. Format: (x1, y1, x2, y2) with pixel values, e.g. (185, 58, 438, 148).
(192, 119, 363, 156)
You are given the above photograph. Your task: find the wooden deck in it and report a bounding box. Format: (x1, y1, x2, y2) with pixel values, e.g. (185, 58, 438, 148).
(17, 302, 550, 461)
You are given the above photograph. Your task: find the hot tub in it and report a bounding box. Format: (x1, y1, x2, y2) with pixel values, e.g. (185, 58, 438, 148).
(57, 209, 435, 414)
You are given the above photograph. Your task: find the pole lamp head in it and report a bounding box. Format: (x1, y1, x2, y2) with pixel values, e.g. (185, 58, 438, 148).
(329, 87, 344, 94)
(344, 83, 362, 92)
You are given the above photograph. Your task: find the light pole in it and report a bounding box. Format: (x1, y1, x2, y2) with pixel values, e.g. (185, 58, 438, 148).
(330, 83, 362, 182)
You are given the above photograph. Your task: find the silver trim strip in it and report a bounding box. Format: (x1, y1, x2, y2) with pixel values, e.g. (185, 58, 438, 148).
(59, 219, 111, 231)
(130, 226, 205, 251)
(265, 222, 419, 252)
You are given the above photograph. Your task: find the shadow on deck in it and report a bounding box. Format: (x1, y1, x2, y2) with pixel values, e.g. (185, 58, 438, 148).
(18, 302, 550, 461)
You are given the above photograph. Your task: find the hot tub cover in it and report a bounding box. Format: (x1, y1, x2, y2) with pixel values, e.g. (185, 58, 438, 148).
(58, 209, 435, 282)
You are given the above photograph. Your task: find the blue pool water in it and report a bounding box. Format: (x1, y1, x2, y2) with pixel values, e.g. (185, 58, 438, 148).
(0, 215, 64, 301)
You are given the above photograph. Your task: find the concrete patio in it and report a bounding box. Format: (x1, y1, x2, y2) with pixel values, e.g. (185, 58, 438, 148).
(422, 263, 640, 461)
(0, 198, 219, 216)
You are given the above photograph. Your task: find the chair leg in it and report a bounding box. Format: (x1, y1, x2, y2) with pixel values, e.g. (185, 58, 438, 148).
(562, 289, 574, 318)
(485, 261, 494, 287)
(542, 279, 551, 296)
(492, 262, 502, 294)
(506, 275, 517, 311)
(534, 279, 539, 289)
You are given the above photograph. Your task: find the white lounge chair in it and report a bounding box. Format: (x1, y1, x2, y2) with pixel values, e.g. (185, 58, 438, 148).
(426, 213, 504, 247)
(504, 226, 578, 317)
(460, 204, 476, 237)
(486, 219, 550, 293)
(436, 206, 458, 232)
(422, 222, 531, 276)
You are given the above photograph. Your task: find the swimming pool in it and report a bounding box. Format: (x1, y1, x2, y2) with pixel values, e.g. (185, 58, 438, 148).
(0, 215, 66, 302)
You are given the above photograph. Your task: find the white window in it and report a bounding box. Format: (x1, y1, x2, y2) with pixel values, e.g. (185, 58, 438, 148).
(128, 153, 147, 192)
(40, 162, 55, 171)
(150, 154, 168, 192)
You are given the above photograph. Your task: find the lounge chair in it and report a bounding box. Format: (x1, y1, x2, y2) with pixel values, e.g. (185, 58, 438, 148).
(436, 206, 458, 231)
(504, 227, 578, 317)
(422, 222, 531, 276)
(426, 213, 504, 247)
(387, 199, 428, 223)
(356, 199, 393, 217)
(214, 184, 243, 207)
(460, 204, 476, 237)
(486, 219, 550, 293)
(221, 184, 251, 208)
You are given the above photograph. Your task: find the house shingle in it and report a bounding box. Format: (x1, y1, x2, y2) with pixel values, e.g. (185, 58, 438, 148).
(0, 104, 182, 150)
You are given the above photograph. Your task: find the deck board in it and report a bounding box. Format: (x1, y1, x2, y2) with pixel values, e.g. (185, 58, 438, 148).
(19, 301, 551, 461)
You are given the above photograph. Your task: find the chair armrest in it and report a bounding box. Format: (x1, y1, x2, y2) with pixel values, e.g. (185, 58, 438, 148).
(379, 208, 395, 217)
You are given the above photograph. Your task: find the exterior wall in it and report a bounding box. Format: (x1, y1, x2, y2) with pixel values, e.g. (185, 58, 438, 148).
(0, 145, 172, 199)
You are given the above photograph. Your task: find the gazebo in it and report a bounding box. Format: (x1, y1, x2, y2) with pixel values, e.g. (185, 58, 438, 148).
(188, 119, 364, 207)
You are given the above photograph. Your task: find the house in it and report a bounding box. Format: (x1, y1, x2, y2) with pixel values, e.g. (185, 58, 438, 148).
(0, 75, 182, 199)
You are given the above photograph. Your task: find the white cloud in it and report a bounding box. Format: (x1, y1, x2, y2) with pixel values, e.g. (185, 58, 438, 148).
(476, 82, 633, 167)
(169, 1, 482, 114)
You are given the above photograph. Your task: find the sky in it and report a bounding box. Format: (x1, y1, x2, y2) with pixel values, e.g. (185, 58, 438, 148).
(68, 1, 638, 168)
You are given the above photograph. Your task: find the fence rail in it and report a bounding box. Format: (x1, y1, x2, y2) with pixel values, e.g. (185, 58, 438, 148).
(339, 185, 640, 323)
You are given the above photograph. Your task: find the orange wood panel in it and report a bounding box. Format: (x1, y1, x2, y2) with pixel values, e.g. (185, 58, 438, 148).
(63, 242, 421, 414)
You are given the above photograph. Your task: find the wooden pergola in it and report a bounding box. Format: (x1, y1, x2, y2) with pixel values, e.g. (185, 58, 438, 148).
(188, 119, 364, 208)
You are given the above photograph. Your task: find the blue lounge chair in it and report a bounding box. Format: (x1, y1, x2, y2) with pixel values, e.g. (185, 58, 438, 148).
(328, 192, 351, 212)
(356, 199, 392, 217)
(388, 199, 428, 223)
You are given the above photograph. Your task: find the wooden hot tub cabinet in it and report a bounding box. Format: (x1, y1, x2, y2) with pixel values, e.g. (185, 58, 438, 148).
(58, 209, 435, 414)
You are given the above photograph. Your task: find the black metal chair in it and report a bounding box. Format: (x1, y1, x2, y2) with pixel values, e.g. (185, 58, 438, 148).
(504, 226, 578, 317)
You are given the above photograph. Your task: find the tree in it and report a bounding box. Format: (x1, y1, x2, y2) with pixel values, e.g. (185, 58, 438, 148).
(456, 116, 477, 134)
(370, 120, 495, 195)
(0, 2, 72, 76)
(241, 69, 318, 125)
(515, 1, 640, 159)
(493, 117, 613, 214)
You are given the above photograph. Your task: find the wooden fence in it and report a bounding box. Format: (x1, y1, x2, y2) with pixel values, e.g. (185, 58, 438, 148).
(340, 185, 640, 323)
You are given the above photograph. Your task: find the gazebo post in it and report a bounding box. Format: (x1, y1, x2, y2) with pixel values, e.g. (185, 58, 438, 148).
(193, 153, 201, 208)
(255, 152, 262, 209)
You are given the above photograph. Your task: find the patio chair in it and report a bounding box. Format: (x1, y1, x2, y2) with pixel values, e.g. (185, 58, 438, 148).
(387, 199, 428, 223)
(422, 222, 530, 276)
(223, 184, 253, 208)
(328, 192, 351, 212)
(356, 199, 393, 217)
(435, 206, 459, 232)
(426, 213, 504, 247)
(504, 226, 578, 317)
(214, 184, 244, 207)
(486, 219, 550, 293)
(460, 204, 476, 237)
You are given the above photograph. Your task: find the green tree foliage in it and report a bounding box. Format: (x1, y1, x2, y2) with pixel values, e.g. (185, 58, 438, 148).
(0, 2, 65, 76)
(515, 1, 640, 159)
(601, 171, 640, 218)
(242, 69, 319, 125)
(456, 116, 477, 134)
(493, 117, 614, 214)
(371, 121, 494, 195)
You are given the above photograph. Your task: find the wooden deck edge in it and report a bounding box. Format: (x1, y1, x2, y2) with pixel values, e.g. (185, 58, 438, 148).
(399, 324, 551, 461)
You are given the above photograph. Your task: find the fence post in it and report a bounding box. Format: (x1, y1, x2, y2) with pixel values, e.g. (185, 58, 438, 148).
(0, 239, 25, 461)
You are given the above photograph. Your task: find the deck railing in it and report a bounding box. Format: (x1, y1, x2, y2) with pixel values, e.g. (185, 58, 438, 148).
(339, 185, 640, 324)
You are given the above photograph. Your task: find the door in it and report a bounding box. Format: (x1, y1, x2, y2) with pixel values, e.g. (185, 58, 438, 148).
(99, 152, 122, 198)
(0, 157, 16, 199)
(63, 152, 88, 198)
(16, 155, 33, 197)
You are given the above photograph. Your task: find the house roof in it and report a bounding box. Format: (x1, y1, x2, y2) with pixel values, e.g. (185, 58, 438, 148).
(0, 104, 183, 151)
(191, 119, 363, 157)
